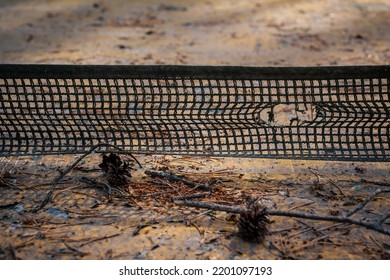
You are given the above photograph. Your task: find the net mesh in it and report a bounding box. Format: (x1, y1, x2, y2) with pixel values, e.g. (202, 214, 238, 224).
(1, 65, 389, 161)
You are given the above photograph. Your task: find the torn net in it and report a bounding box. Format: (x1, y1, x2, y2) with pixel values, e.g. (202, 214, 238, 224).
(0, 65, 389, 161)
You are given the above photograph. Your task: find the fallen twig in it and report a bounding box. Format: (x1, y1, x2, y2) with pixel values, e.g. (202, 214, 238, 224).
(176, 200, 246, 214)
(79, 233, 122, 247)
(78, 177, 116, 197)
(189, 210, 213, 222)
(308, 168, 345, 197)
(266, 241, 295, 260)
(145, 170, 212, 191)
(287, 201, 315, 212)
(0, 177, 23, 191)
(361, 179, 390, 187)
(346, 189, 390, 217)
(291, 234, 331, 254)
(378, 214, 390, 225)
(64, 242, 90, 256)
(187, 220, 204, 238)
(79, 177, 177, 199)
(325, 178, 345, 197)
(173, 193, 208, 200)
(287, 222, 344, 238)
(133, 220, 159, 236)
(51, 183, 86, 201)
(147, 180, 171, 187)
(369, 235, 385, 251)
(264, 210, 388, 233)
(175, 200, 390, 236)
(32, 143, 140, 212)
(0, 202, 20, 209)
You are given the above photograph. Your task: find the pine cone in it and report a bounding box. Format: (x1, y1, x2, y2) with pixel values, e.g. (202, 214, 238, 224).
(237, 204, 269, 243)
(98, 153, 134, 187)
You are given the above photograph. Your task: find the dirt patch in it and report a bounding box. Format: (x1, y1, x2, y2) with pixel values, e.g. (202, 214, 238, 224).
(1, 0, 390, 66)
(1, 153, 389, 259)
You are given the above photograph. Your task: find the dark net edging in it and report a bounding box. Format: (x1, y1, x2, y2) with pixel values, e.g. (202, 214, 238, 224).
(0, 64, 389, 162)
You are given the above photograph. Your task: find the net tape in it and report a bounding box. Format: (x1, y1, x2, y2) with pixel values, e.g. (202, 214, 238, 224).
(1, 65, 389, 161)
